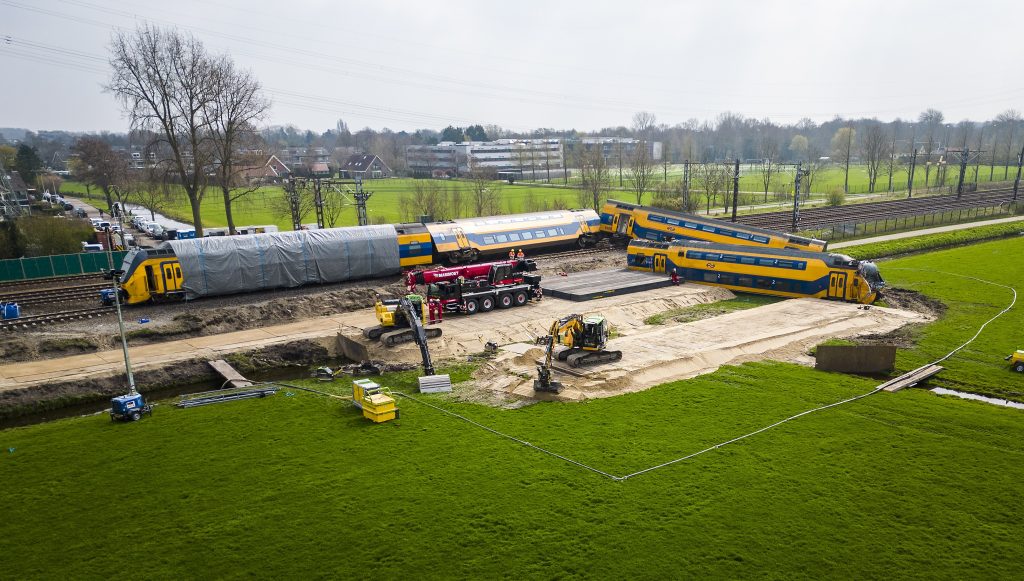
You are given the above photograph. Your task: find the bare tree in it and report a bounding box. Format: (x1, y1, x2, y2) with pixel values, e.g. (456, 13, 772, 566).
(831, 125, 856, 193)
(918, 109, 944, 187)
(632, 111, 657, 138)
(860, 122, 888, 193)
(881, 127, 904, 193)
(206, 58, 270, 234)
(577, 146, 610, 212)
(627, 142, 656, 204)
(107, 25, 219, 236)
(321, 189, 347, 228)
(467, 169, 502, 216)
(69, 137, 130, 210)
(996, 109, 1022, 179)
(803, 145, 827, 197)
(136, 168, 175, 222)
(758, 135, 780, 202)
(693, 163, 729, 215)
(788, 134, 809, 161)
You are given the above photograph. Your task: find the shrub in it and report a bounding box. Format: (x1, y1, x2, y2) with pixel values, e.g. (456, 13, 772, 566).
(825, 187, 845, 207)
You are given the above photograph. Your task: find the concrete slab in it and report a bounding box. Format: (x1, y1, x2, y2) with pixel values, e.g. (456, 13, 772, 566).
(542, 268, 672, 301)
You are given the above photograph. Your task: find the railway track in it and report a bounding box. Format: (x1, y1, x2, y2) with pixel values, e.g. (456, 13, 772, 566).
(0, 283, 108, 308)
(0, 273, 106, 293)
(0, 307, 115, 330)
(734, 189, 1016, 232)
(531, 246, 615, 263)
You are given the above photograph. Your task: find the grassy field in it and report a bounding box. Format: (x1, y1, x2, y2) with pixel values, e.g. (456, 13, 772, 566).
(60, 162, 1018, 232)
(61, 179, 587, 231)
(2, 238, 1023, 578)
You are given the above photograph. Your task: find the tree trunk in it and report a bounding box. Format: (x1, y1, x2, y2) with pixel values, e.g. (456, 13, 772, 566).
(102, 185, 114, 212)
(187, 193, 204, 236)
(223, 186, 236, 235)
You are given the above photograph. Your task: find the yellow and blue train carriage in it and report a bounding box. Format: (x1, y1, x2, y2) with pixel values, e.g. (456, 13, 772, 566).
(426, 209, 600, 263)
(395, 223, 434, 267)
(627, 239, 883, 304)
(600, 200, 827, 252)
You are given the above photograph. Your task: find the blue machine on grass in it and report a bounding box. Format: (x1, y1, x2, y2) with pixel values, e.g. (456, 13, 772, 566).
(110, 392, 152, 422)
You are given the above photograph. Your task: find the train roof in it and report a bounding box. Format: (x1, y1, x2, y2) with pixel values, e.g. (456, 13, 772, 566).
(629, 239, 859, 266)
(603, 200, 825, 245)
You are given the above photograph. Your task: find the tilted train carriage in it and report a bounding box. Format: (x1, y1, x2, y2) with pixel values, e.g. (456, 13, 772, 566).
(113, 209, 601, 304)
(600, 200, 827, 252)
(627, 239, 883, 304)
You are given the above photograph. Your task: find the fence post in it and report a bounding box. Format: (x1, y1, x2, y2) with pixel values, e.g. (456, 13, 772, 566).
(48, 255, 55, 277)
(78, 253, 84, 275)
(20, 258, 26, 280)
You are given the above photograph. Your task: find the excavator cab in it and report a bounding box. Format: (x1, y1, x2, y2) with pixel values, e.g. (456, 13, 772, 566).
(579, 316, 609, 351)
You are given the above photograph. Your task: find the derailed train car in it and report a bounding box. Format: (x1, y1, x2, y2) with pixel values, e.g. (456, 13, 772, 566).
(627, 239, 884, 304)
(113, 209, 601, 304)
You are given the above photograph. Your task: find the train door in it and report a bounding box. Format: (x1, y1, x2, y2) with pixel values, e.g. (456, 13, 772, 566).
(452, 227, 470, 251)
(616, 213, 631, 235)
(576, 214, 592, 234)
(144, 264, 157, 292)
(827, 272, 847, 300)
(653, 253, 667, 273)
(160, 261, 182, 292)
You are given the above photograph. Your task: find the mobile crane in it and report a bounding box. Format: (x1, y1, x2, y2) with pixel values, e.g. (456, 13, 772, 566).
(408, 259, 542, 315)
(534, 313, 622, 393)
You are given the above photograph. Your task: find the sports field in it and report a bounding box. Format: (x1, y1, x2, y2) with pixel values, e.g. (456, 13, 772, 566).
(2, 236, 1021, 578)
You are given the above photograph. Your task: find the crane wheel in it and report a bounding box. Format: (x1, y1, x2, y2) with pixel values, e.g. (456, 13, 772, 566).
(480, 296, 495, 312)
(513, 291, 528, 306)
(464, 299, 479, 315)
(497, 293, 514, 309)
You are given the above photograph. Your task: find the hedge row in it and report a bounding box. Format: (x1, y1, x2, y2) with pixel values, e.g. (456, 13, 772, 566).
(843, 220, 1024, 260)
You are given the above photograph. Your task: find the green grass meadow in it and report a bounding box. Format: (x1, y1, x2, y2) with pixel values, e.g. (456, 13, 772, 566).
(60, 162, 1018, 233)
(2, 237, 1023, 578)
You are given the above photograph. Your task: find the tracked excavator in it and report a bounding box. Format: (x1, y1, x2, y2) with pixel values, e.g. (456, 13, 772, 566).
(534, 313, 622, 393)
(364, 295, 451, 392)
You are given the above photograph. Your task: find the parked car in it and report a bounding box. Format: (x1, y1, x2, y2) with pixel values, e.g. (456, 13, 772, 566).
(75, 208, 88, 218)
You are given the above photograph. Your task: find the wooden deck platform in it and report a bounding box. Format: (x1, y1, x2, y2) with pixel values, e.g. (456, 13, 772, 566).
(881, 363, 944, 392)
(541, 268, 672, 301)
(208, 359, 254, 389)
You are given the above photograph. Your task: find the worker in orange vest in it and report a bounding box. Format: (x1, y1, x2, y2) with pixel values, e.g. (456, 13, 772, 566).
(508, 249, 515, 260)
(516, 249, 525, 260)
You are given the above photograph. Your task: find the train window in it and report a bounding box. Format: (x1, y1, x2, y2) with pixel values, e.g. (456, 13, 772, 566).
(756, 258, 779, 267)
(752, 235, 770, 243)
(684, 221, 699, 229)
(719, 274, 736, 285)
(175, 266, 181, 278)
(535, 231, 546, 238)
(738, 276, 753, 287)
(686, 251, 703, 260)
(496, 234, 509, 243)
(667, 219, 680, 226)
(483, 236, 495, 245)
(436, 233, 446, 241)
(775, 260, 793, 269)
(704, 272, 718, 282)
(720, 255, 737, 263)
(678, 251, 686, 258)
(706, 253, 722, 261)
(740, 257, 756, 265)
(701, 225, 716, 233)
(521, 231, 533, 240)
(548, 229, 558, 236)
(735, 232, 751, 240)
(509, 233, 520, 241)
(755, 279, 775, 289)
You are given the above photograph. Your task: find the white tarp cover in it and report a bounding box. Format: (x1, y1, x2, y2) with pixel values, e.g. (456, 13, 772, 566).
(166, 225, 400, 299)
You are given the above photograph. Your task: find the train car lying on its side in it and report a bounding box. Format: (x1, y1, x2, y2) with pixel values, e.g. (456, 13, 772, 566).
(627, 239, 883, 304)
(115, 225, 404, 304)
(427, 209, 601, 264)
(600, 200, 827, 252)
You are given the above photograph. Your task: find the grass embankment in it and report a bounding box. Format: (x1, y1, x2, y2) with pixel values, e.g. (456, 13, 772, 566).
(644, 294, 781, 324)
(842, 220, 1024, 260)
(2, 239, 1024, 578)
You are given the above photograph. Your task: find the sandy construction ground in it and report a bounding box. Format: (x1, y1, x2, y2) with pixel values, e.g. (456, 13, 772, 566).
(343, 289, 929, 403)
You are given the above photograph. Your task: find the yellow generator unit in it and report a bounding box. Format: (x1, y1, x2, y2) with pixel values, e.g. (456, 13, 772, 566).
(352, 379, 398, 423)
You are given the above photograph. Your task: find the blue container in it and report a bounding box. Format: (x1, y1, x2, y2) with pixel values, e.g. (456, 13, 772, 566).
(178, 230, 197, 240)
(111, 393, 145, 415)
(2, 302, 19, 320)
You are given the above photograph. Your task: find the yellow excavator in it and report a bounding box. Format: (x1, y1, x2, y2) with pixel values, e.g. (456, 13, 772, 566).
(534, 313, 622, 393)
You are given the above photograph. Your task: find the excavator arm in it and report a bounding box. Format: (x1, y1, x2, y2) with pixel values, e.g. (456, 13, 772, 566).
(398, 296, 436, 376)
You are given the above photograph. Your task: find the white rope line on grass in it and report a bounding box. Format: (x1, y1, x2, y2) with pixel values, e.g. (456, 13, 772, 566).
(310, 270, 1016, 482)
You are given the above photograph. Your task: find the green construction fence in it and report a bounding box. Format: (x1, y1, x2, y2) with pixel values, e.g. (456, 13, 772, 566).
(0, 251, 128, 282)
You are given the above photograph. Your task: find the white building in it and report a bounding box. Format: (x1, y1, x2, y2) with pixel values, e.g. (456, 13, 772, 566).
(407, 139, 565, 178)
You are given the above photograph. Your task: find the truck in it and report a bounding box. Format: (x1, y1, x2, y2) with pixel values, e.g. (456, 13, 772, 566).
(411, 259, 542, 315)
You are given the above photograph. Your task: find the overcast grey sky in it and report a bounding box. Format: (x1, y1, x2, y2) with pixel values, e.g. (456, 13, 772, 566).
(2, 0, 1022, 133)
